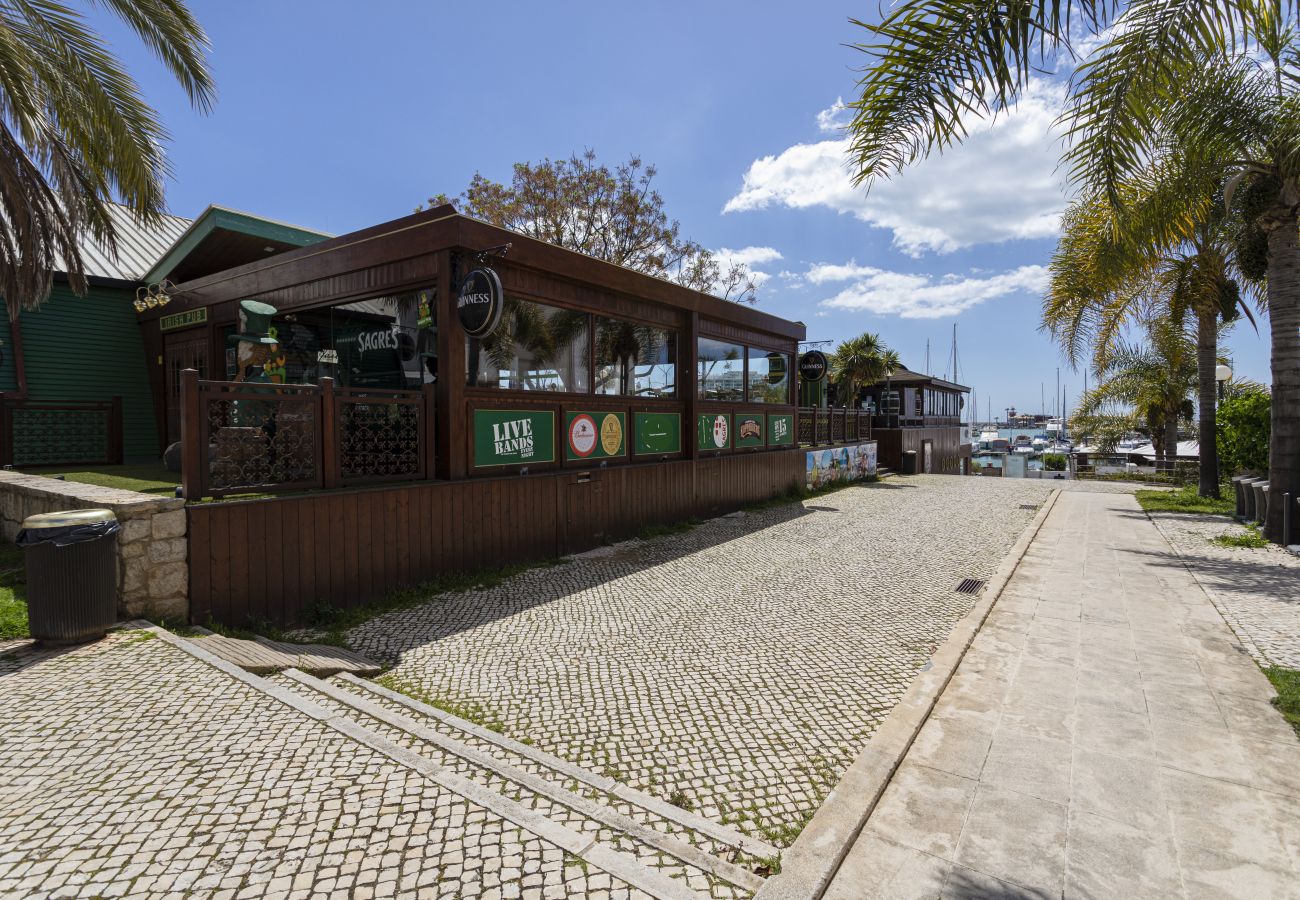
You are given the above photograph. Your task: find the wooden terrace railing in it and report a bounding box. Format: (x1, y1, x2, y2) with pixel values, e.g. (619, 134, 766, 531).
(0, 395, 123, 467)
(180, 369, 434, 500)
(796, 407, 872, 447)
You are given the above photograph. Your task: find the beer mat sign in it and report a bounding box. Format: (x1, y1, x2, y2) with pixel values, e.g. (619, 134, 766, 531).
(473, 409, 555, 467)
(159, 306, 208, 332)
(633, 412, 681, 456)
(734, 413, 765, 448)
(768, 413, 795, 446)
(458, 267, 504, 338)
(565, 411, 626, 461)
(697, 413, 732, 451)
(798, 350, 828, 382)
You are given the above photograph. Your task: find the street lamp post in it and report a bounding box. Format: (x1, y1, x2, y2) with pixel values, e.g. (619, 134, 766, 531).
(1216, 364, 1233, 402)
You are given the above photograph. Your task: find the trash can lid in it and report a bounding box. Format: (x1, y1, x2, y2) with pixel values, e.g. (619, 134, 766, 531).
(20, 508, 117, 530)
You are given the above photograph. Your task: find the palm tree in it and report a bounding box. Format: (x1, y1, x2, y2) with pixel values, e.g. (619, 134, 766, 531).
(846, 2, 1300, 539)
(0, 1, 213, 317)
(1042, 175, 1254, 498)
(1078, 317, 1198, 470)
(830, 332, 898, 405)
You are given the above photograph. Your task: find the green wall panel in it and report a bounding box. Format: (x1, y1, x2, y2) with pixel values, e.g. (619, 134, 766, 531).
(17, 285, 158, 462)
(0, 314, 18, 392)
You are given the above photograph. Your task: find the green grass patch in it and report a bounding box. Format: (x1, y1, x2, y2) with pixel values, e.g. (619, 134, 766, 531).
(1264, 666, 1300, 738)
(1211, 525, 1270, 549)
(374, 674, 508, 733)
(0, 542, 27, 639)
(1135, 483, 1235, 516)
(22, 465, 179, 496)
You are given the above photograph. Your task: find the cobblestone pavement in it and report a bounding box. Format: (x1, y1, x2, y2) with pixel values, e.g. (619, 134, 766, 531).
(349, 476, 1139, 843)
(1149, 512, 1300, 669)
(0, 631, 642, 899)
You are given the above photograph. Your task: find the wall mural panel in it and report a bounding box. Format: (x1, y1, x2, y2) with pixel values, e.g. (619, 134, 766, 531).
(806, 441, 878, 489)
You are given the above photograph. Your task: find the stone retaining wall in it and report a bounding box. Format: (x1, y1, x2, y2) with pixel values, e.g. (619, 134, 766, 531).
(0, 471, 187, 622)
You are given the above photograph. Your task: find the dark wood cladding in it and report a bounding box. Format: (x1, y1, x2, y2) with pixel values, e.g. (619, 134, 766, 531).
(874, 426, 965, 474)
(188, 449, 804, 627)
(698, 318, 795, 352)
(143, 208, 802, 342)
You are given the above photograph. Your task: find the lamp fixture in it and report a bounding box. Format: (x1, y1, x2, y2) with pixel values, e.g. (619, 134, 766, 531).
(133, 279, 179, 315)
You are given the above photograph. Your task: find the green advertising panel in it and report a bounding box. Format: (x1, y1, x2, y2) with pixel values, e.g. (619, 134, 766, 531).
(564, 411, 626, 461)
(768, 414, 795, 446)
(473, 409, 555, 467)
(633, 412, 681, 456)
(697, 412, 732, 451)
(733, 413, 765, 448)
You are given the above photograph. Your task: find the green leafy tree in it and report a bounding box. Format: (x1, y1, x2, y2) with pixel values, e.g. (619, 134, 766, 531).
(1218, 387, 1271, 476)
(425, 150, 757, 303)
(1043, 171, 1254, 498)
(0, 1, 214, 317)
(845, 1, 1300, 539)
(1076, 317, 1198, 467)
(830, 332, 899, 405)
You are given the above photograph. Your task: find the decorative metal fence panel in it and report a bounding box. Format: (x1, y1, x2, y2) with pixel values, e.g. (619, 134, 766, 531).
(0, 397, 123, 467)
(337, 388, 425, 484)
(181, 371, 432, 500)
(796, 407, 872, 447)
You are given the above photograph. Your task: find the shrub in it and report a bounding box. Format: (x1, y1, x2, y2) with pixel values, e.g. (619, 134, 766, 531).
(1218, 389, 1270, 475)
(1041, 452, 1067, 471)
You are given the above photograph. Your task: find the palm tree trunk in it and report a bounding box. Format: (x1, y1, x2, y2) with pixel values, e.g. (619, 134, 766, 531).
(1165, 415, 1179, 475)
(1265, 212, 1300, 543)
(1197, 307, 1220, 498)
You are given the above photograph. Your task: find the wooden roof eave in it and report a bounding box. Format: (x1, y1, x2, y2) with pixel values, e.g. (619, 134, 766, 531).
(141, 207, 805, 343)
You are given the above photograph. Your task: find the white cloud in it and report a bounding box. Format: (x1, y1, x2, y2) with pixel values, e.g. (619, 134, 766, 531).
(820, 265, 1049, 319)
(724, 79, 1069, 255)
(815, 97, 851, 134)
(805, 259, 880, 284)
(712, 245, 782, 286)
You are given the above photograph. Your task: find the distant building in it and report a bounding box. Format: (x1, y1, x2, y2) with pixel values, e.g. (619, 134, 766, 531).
(859, 366, 971, 475)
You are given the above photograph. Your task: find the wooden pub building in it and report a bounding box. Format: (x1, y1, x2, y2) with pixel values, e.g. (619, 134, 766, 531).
(138, 205, 853, 626)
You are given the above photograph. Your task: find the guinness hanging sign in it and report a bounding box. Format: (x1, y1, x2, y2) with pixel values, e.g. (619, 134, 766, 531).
(798, 350, 828, 382)
(457, 267, 504, 338)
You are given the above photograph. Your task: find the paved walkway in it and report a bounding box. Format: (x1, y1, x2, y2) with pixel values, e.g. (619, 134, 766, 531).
(349, 477, 1130, 842)
(1149, 511, 1300, 669)
(826, 490, 1300, 899)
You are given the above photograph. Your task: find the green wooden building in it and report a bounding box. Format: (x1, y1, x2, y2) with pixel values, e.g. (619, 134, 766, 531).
(0, 204, 328, 467)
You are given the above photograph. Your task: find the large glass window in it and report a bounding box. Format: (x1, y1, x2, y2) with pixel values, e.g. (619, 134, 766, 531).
(247, 287, 435, 390)
(467, 297, 590, 392)
(747, 348, 791, 404)
(697, 338, 745, 401)
(594, 317, 677, 397)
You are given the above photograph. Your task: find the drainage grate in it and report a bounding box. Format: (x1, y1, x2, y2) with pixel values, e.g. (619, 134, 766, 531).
(955, 578, 987, 594)
(1019, 503, 1040, 510)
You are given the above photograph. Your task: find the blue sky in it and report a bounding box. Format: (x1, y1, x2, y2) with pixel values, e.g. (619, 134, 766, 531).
(98, 0, 1271, 418)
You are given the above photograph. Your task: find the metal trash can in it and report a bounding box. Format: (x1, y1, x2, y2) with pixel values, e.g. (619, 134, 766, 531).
(901, 450, 918, 475)
(17, 509, 121, 644)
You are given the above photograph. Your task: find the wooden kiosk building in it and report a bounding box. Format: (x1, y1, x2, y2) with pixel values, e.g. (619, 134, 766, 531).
(139, 206, 850, 626)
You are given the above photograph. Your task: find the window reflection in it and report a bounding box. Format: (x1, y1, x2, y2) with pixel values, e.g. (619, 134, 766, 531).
(747, 348, 790, 404)
(697, 338, 744, 401)
(594, 317, 676, 397)
(467, 297, 590, 392)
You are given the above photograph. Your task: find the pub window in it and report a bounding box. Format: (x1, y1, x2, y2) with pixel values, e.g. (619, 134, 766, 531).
(594, 317, 677, 397)
(247, 287, 435, 390)
(467, 297, 590, 392)
(697, 338, 744, 401)
(746, 348, 791, 404)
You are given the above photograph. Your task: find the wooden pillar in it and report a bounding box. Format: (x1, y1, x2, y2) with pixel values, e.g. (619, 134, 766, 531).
(0, 395, 11, 468)
(180, 369, 201, 500)
(421, 382, 437, 479)
(435, 249, 468, 479)
(319, 377, 340, 489)
(683, 311, 698, 461)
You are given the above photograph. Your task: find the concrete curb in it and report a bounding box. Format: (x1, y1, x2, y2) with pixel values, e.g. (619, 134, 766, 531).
(754, 489, 1063, 900)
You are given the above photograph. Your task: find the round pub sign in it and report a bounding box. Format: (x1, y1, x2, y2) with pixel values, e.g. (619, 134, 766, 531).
(798, 350, 828, 382)
(457, 267, 504, 338)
